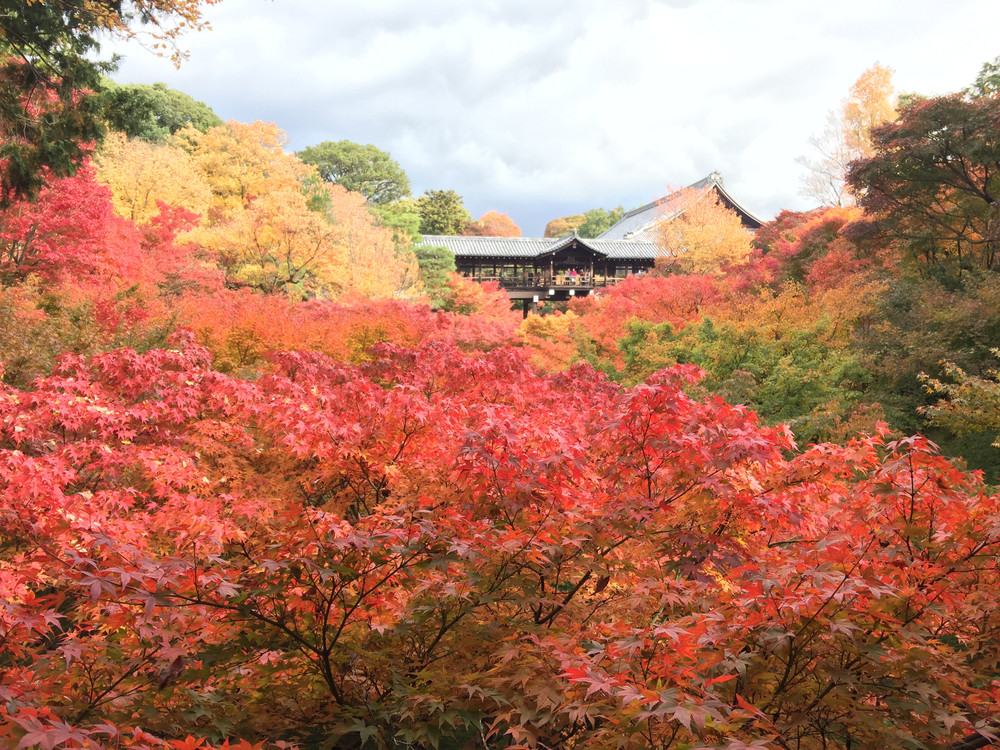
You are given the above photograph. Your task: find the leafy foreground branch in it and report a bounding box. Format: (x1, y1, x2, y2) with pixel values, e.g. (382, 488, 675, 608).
(1, 334, 999, 748)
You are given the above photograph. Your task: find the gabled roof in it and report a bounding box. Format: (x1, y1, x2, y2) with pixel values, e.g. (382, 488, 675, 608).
(535, 234, 604, 258)
(419, 234, 660, 261)
(596, 172, 763, 241)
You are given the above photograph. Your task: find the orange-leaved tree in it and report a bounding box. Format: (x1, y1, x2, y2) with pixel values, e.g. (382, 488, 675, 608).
(461, 210, 522, 237)
(172, 120, 316, 221)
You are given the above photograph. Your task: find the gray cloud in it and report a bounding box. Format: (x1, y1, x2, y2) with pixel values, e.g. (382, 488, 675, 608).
(107, 0, 1000, 235)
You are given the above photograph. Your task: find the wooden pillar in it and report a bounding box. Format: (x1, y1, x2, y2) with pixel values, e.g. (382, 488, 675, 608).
(522, 299, 530, 319)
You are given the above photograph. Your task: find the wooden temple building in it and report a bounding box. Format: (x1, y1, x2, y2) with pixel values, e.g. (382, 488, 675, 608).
(419, 173, 762, 316)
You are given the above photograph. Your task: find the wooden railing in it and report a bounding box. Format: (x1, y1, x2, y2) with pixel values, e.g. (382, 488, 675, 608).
(460, 272, 629, 289)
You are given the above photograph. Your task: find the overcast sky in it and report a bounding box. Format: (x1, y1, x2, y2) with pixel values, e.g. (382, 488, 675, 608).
(106, 0, 1000, 236)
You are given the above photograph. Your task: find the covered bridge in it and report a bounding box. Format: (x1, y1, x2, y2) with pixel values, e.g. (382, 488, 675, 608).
(417, 172, 762, 316)
(419, 233, 660, 314)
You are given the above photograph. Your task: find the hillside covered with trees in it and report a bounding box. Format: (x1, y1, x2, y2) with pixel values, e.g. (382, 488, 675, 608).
(3, 3, 1000, 749)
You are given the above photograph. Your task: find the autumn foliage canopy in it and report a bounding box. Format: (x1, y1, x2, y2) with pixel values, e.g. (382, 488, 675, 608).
(3, 18, 1000, 745)
(1, 332, 1000, 749)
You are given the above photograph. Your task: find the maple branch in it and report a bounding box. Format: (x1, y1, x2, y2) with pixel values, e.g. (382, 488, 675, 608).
(947, 726, 1000, 750)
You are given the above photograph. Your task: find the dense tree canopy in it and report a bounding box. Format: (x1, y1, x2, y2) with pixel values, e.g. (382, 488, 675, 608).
(415, 189, 473, 235)
(577, 206, 625, 237)
(543, 213, 586, 238)
(847, 93, 1000, 274)
(173, 120, 316, 218)
(96, 132, 212, 223)
(2, 338, 1000, 748)
(297, 140, 411, 205)
(98, 80, 223, 141)
(543, 207, 624, 238)
(461, 210, 521, 237)
(0, 1, 106, 203)
(413, 244, 456, 307)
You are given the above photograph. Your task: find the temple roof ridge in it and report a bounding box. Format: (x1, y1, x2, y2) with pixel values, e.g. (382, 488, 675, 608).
(597, 172, 761, 241)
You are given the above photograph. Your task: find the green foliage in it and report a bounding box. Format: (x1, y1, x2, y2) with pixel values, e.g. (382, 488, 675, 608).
(544, 207, 624, 238)
(371, 198, 422, 246)
(895, 91, 926, 109)
(0, 0, 110, 203)
(0, 0, 219, 203)
(413, 245, 455, 307)
(617, 317, 870, 444)
(576, 206, 624, 238)
(97, 79, 222, 141)
(297, 140, 410, 205)
(921, 358, 1000, 445)
(416, 189, 472, 235)
(853, 273, 1000, 477)
(968, 54, 1000, 98)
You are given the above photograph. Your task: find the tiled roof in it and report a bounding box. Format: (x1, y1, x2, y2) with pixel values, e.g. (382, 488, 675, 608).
(585, 239, 662, 259)
(415, 173, 759, 261)
(419, 236, 555, 258)
(597, 172, 762, 241)
(418, 234, 660, 261)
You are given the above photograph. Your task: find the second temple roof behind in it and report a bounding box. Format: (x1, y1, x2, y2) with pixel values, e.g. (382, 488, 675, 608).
(596, 171, 763, 241)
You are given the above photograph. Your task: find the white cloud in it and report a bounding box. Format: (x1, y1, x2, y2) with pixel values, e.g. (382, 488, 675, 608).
(106, 0, 1000, 234)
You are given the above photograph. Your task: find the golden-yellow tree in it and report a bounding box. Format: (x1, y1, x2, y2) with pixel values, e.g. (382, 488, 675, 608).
(174, 121, 341, 296)
(95, 132, 211, 223)
(173, 120, 316, 219)
(653, 188, 753, 274)
(327, 185, 420, 299)
(842, 63, 897, 160)
(543, 214, 585, 238)
(799, 63, 897, 206)
(175, 121, 420, 299)
(193, 187, 344, 296)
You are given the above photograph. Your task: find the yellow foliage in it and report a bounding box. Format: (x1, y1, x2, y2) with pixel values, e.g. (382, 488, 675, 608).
(186, 187, 343, 297)
(708, 277, 885, 349)
(543, 215, 585, 238)
(173, 121, 317, 219)
(95, 133, 211, 223)
(171, 121, 419, 300)
(520, 310, 579, 371)
(183, 178, 417, 300)
(654, 189, 753, 274)
(326, 185, 419, 299)
(520, 309, 577, 340)
(842, 63, 897, 161)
